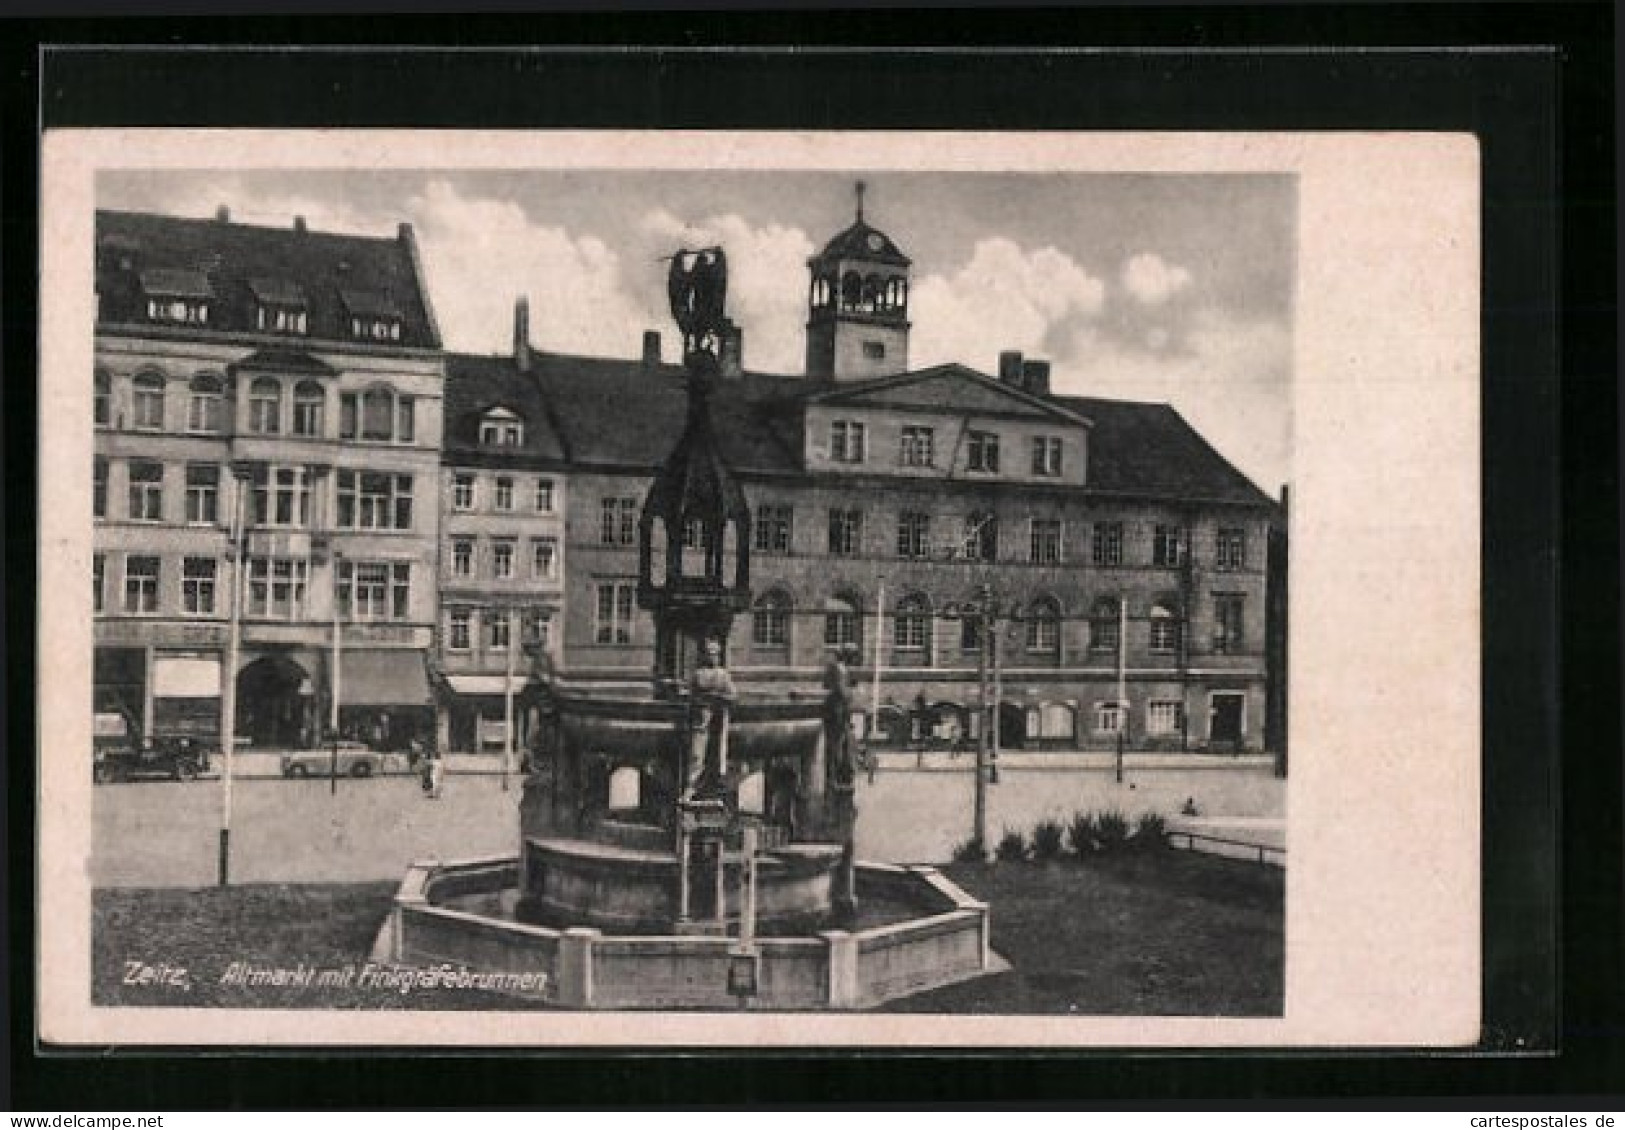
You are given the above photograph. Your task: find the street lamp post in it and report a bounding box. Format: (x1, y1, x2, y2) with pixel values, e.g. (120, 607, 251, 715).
(330, 550, 343, 796)
(217, 469, 249, 886)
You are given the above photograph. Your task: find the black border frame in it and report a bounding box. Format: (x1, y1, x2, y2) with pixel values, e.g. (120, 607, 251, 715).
(6, 3, 1611, 1106)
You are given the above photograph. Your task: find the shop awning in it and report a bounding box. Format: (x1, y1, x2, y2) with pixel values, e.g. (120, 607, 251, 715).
(339, 651, 431, 707)
(152, 656, 221, 698)
(445, 674, 530, 696)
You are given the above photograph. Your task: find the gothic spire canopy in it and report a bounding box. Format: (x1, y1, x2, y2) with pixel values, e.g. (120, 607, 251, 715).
(813, 182, 911, 266)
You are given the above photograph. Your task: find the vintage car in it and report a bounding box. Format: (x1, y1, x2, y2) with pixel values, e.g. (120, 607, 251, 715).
(281, 742, 385, 779)
(93, 709, 211, 783)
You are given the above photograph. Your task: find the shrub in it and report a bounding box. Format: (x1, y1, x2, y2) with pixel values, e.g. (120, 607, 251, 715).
(950, 835, 986, 864)
(1067, 811, 1099, 857)
(1031, 818, 1065, 861)
(1133, 811, 1168, 850)
(994, 827, 1028, 862)
(1095, 809, 1131, 852)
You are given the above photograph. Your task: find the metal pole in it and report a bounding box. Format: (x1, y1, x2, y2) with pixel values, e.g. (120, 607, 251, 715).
(502, 607, 517, 793)
(218, 474, 247, 886)
(870, 576, 885, 745)
(972, 583, 990, 852)
(989, 609, 1001, 785)
(1116, 595, 1128, 784)
(740, 822, 759, 949)
(330, 553, 341, 796)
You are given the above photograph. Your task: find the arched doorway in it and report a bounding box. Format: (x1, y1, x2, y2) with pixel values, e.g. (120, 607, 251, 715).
(236, 654, 315, 749)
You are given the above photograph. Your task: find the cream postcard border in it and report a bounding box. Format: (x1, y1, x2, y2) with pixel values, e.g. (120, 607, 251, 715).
(39, 129, 1481, 1048)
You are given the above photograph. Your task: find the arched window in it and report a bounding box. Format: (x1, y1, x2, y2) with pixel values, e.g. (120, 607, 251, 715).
(840, 271, 862, 310)
(824, 594, 861, 650)
(340, 384, 416, 442)
(248, 377, 282, 435)
(1090, 597, 1121, 652)
(94, 369, 112, 428)
(131, 371, 165, 431)
(894, 593, 931, 651)
(752, 589, 791, 649)
(1149, 600, 1182, 653)
(292, 380, 325, 437)
(1027, 596, 1062, 653)
(186, 373, 224, 433)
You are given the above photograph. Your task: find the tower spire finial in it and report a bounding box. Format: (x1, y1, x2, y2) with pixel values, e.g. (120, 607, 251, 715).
(855, 180, 866, 223)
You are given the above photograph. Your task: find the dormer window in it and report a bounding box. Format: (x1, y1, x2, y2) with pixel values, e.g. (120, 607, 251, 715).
(140, 269, 212, 326)
(249, 278, 308, 335)
(340, 288, 404, 343)
(479, 408, 524, 448)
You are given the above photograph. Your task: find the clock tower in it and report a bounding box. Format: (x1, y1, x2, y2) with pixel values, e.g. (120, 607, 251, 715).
(805, 182, 911, 382)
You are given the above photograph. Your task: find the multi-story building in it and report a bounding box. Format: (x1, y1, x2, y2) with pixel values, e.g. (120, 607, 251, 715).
(445, 198, 1280, 755)
(435, 299, 567, 754)
(93, 208, 444, 752)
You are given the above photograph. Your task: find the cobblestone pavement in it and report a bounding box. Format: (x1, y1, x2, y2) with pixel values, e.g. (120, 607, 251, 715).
(91, 765, 1285, 888)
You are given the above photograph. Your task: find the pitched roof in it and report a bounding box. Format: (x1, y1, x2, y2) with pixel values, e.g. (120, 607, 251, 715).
(95, 209, 439, 349)
(814, 220, 911, 267)
(445, 349, 1273, 507)
(800, 363, 1091, 426)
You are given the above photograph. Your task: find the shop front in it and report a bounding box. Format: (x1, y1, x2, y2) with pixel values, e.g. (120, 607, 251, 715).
(336, 649, 435, 754)
(441, 674, 536, 756)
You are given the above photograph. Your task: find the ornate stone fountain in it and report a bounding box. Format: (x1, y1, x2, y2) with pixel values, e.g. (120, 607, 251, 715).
(375, 247, 993, 1010)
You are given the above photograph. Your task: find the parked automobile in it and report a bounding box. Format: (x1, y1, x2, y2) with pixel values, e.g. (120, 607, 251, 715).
(93, 709, 210, 783)
(281, 743, 384, 779)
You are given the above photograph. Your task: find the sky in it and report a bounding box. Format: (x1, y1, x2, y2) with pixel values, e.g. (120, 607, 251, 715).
(99, 169, 1295, 491)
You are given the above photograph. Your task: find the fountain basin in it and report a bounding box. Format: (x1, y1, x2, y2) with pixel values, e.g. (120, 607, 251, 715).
(375, 855, 998, 1010)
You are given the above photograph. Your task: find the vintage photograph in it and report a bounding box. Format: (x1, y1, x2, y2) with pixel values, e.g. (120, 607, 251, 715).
(40, 130, 1479, 1047)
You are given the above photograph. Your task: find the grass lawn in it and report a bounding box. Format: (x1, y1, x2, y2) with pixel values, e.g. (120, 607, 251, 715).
(94, 848, 1280, 1014)
(881, 850, 1283, 1015)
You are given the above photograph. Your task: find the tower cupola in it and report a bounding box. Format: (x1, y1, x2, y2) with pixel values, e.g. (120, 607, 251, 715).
(805, 182, 912, 381)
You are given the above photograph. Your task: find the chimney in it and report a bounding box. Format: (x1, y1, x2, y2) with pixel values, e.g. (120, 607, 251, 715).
(998, 350, 1024, 385)
(398, 222, 414, 242)
(513, 296, 532, 373)
(214, 205, 231, 223)
(642, 330, 662, 368)
(293, 215, 307, 234)
(1020, 359, 1051, 396)
(719, 321, 744, 378)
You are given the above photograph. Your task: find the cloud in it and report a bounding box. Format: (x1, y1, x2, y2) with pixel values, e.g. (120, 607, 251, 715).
(407, 181, 648, 358)
(1054, 309, 1293, 492)
(636, 209, 816, 372)
(1121, 253, 1193, 306)
(909, 238, 1106, 372)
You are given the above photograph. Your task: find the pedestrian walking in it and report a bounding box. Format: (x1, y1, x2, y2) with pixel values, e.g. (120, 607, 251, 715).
(429, 751, 446, 799)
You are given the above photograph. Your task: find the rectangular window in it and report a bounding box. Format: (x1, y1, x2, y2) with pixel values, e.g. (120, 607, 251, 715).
(182, 557, 217, 616)
(968, 431, 1001, 473)
(896, 511, 931, 559)
(123, 555, 160, 615)
(492, 540, 515, 580)
(188, 385, 224, 433)
(132, 380, 165, 430)
(127, 460, 164, 522)
(1153, 525, 1189, 568)
(1150, 613, 1181, 653)
(899, 425, 935, 467)
(828, 508, 863, 556)
(494, 477, 514, 511)
(1029, 519, 1063, 565)
(893, 604, 929, 651)
(824, 604, 860, 649)
(531, 538, 558, 580)
(292, 392, 323, 437)
(256, 305, 308, 335)
(247, 557, 309, 620)
(1213, 593, 1246, 654)
(486, 609, 512, 652)
(93, 554, 105, 614)
(249, 385, 281, 435)
(185, 463, 219, 525)
(339, 394, 358, 440)
(397, 398, 415, 443)
(453, 473, 475, 511)
(1090, 606, 1121, 652)
(249, 465, 312, 528)
(337, 560, 411, 622)
(600, 497, 639, 546)
(829, 420, 866, 464)
(752, 601, 789, 647)
(1026, 615, 1059, 654)
(861, 340, 885, 360)
(1032, 436, 1064, 477)
(451, 539, 474, 579)
(480, 418, 523, 446)
(147, 298, 208, 325)
(1147, 700, 1184, 736)
(524, 611, 552, 651)
(1094, 701, 1125, 735)
(336, 470, 413, 531)
(1216, 527, 1247, 571)
(753, 505, 793, 554)
(594, 582, 636, 645)
(1092, 521, 1124, 566)
(447, 608, 471, 651)
(94, 379, 111, 428)
(93, 458, 108, 519)
(534, 478, 555, 512)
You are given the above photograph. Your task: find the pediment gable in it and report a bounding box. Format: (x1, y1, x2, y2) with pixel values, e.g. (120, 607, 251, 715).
(805, 364, 1090, 426)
